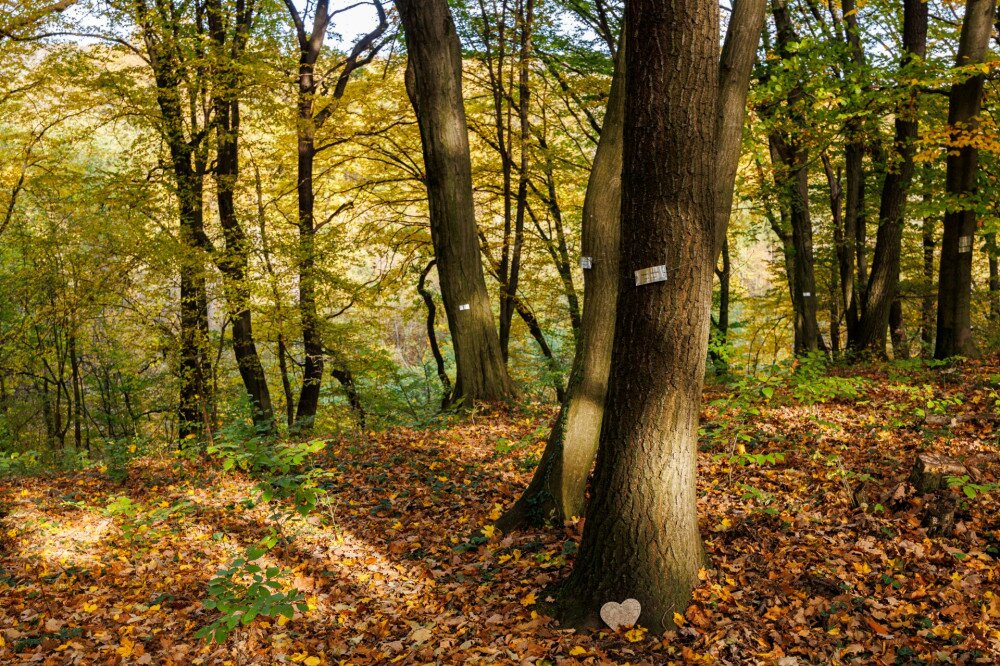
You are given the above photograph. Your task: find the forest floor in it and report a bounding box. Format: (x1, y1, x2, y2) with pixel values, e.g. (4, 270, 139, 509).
(1, 359, 999, 665)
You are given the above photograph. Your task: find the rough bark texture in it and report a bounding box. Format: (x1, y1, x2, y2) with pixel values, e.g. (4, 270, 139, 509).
(497, 36, 625, 531)
(852, 0, 927, 355)
(558, 0, 718, 633)
(397, 0, 515, 405)
(935, 0, 996, 359)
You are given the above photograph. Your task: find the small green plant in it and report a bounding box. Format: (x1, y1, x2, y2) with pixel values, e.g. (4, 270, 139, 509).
(716, 450, 785, 467)
(946, 475, 1000, 500)
(103, 438, 142, 483)
(196, 534, 307, 643)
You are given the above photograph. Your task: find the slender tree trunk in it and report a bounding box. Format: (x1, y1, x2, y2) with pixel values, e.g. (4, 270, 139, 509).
(329, 356, 365, 428)
(988, 236, 1000, 321)
(558, 0, 719, 632)
(890, 298, 909, 359)
(397, 0, 515, 405)
(711, 238, 732, 373)
(852, 0, 927, 355)
(821, 153, 843, 353)
(839, 0, 868, 345)
(935, 0, 996, 359)
(497, 32, 624, 530)
(417, 260, 452, 410)
(498, 0, 534, 361)
(768, 0, 821, 355)
(69, 326, 82, 449)
(921, 178, 936, 352)
(207, 0, 275, 433)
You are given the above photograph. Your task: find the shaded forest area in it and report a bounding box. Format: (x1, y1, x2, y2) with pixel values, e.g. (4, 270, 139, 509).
(1, 0, 999, 663)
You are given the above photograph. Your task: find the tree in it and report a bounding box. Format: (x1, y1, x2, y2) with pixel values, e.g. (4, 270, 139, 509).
(499, 0, 765, 530)
(850, 0, 928, 354)
(206, 0, 276, 433)
(935, 0, 997, 359)
(396, 0, 516, 405)
(129, 0, 215, 441)
(282, 0, 388, 431)
(558, 0, 723, 632)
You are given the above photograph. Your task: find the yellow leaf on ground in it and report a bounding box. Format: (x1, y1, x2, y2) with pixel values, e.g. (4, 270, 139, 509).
(521, 592, 536, 606)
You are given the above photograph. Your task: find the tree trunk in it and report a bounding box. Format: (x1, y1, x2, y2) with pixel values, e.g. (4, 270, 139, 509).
(206, 0, 275, 433)
(397, 0, 515, 405)
(769, 0, 820, 355)
(921, 177, 936, 352)
(497, 31, 625, 530)
(935, 0, 996, 359)
(890, 298, 909, 359)
(558, 0, 719, 633)
(851, 0, 927, 355)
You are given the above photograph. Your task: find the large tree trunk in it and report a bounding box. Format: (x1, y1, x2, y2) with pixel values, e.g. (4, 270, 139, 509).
(851, 0, 928, 355)
(397, 0, 515, 405)
(558, 0, 719, 633)
(935, 0, 996, 359)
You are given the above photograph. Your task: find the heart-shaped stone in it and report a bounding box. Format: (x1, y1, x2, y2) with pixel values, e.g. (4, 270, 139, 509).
(600, 598, 641, 631)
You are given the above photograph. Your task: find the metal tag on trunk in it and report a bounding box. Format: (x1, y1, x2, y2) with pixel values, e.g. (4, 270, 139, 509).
(958, 236, 972, 253)
(802, 292, 811, 297)
(458, 303, 470, 311)
(580, 256, 593, 270)
(634, 265, 668, 286)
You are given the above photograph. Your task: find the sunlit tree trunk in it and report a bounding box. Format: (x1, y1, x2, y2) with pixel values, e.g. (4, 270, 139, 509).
(397, 0, 515, 405)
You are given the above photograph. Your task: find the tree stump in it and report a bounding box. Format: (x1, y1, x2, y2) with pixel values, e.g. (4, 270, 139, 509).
(909, 454, 967, 494)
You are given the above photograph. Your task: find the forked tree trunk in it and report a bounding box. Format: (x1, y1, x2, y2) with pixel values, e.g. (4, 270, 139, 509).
(851, 0, 927, 355)
(207, 0, 275, 433)
(935, 0, 996, 359)
(499, 0, 765, 532)
(397, 0, 515, 405)
(558, 0, 719, 632)
(417, 260, 452, 410)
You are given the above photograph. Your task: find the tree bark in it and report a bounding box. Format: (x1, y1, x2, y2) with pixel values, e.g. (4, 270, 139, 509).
(397, 0, 515, 406)
(558, 0, 719, 633)
(851, 0, 927, 355)
(497, 31, 624, 531)
(935, 0, 996, 359)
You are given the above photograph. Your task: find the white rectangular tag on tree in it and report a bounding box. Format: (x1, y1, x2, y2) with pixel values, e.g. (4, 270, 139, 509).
(580, 256, 593, 270)
(458, 303, 470, 311)
(958, 236, 972, 253)
(802, 292, 811, 297)
(635, 265, 668, 286)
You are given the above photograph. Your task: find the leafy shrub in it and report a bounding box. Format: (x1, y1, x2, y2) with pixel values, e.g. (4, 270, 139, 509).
(196, 533, 307, 643)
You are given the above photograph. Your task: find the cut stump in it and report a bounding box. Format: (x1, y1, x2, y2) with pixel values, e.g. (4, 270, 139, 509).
(910, 453, 967, 494)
